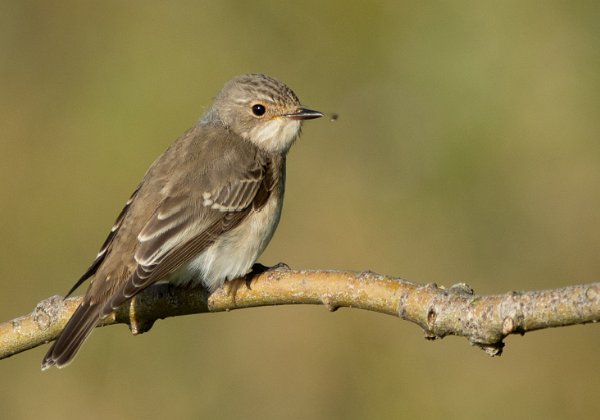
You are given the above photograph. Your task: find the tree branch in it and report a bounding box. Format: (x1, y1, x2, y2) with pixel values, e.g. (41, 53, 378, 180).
(1, 268, 599, 361)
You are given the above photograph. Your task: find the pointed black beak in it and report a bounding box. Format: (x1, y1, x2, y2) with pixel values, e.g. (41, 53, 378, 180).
(283, 108, 324, 120)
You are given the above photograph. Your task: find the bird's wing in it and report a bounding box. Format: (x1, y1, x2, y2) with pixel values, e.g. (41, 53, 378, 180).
(102, 152, 276, 315)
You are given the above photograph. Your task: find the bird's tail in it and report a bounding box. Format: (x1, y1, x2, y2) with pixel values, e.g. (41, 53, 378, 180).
(41, 301, 102, 370)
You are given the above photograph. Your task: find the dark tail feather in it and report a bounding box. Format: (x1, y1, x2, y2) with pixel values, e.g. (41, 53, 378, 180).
(41, 301, 102, 370)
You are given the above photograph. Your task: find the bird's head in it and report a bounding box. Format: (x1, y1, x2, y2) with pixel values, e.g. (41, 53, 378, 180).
(209, 74, 322, 154)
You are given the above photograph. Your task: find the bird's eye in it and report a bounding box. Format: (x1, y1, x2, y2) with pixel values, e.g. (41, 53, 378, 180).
(252, 104, 266, 117)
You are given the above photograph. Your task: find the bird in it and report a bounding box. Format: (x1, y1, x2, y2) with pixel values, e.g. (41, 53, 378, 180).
(41, 73, 323, 369)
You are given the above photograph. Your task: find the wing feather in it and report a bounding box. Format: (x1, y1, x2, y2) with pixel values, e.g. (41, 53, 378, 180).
(103, 157, 275, 312)
(43, 126, 282, 369)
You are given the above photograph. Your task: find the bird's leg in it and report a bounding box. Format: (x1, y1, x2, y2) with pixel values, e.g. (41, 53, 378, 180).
(252, 262, 290, 273)
(246, 262, 291, 282)
(223, 262, 290, 300)
(222, 266, 260, 300)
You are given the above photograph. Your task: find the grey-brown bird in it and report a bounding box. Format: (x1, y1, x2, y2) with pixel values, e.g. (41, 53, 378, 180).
(41, 74, 323, 369)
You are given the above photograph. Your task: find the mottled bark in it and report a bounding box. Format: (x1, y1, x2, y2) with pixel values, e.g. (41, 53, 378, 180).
(1, 268, 599, 361)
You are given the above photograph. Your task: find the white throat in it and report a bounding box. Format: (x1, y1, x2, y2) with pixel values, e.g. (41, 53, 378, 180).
(247, 118, 301, 154)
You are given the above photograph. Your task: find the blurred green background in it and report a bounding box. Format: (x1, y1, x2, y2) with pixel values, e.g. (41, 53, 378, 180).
(2, 1, 600, 419)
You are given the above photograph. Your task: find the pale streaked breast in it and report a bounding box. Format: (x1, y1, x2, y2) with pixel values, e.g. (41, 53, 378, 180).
(168, 183, 284, 292)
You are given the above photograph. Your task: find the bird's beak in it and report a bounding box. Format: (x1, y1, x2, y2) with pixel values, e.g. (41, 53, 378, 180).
(283, 108, 324, 120)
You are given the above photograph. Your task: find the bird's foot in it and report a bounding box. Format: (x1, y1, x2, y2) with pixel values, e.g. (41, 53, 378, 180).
(223, 277, 251, 301)
(252, 262, 290, 274)
(224, 262, 291, 302)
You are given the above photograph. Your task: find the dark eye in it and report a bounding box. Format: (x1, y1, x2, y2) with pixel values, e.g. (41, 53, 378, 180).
(252, 104, 266, 117)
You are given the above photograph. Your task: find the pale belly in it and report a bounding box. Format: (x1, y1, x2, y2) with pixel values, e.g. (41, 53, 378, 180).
(168, 191, 283, 292)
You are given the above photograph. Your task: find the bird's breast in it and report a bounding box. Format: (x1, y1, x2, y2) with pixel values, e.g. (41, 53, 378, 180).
(171, 183, 284, 292)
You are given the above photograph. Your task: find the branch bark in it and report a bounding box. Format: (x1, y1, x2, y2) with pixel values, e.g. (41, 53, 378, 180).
(1, 268, 599, 361)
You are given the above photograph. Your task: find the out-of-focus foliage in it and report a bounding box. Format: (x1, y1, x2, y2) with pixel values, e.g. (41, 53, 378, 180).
(1, 1, 599, 419)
